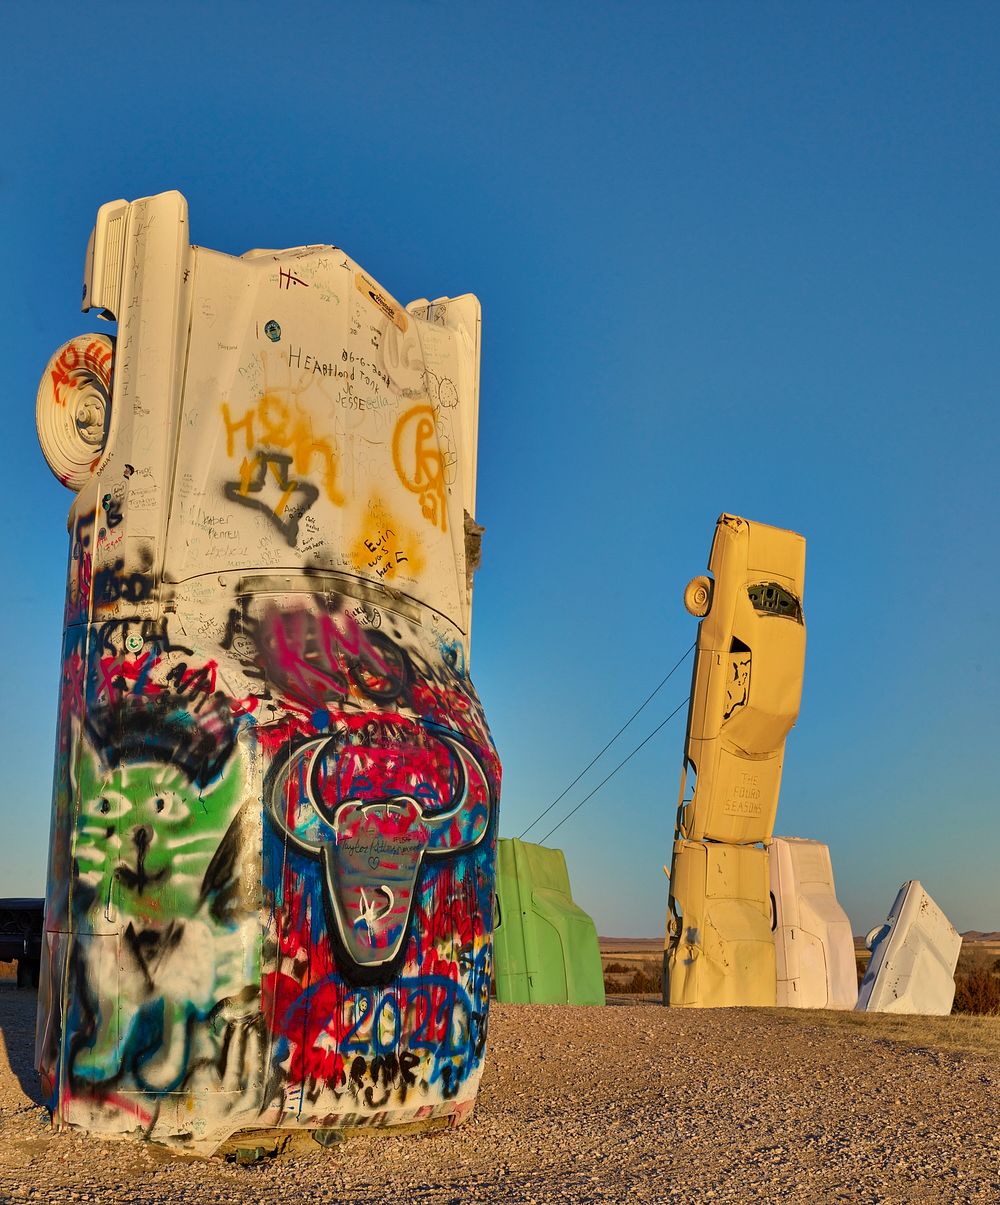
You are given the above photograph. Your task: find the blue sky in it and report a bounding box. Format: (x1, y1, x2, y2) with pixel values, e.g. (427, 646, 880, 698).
(3, 2, 998, 936)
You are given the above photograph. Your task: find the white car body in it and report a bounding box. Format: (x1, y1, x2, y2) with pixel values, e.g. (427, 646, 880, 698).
(856, 881, 961, 1016)
(768, 837, 857, 1010)
(35, 192, 499, 1151)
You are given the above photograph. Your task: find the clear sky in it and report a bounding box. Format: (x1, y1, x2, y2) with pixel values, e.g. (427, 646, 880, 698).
(3, 2, 998, 936)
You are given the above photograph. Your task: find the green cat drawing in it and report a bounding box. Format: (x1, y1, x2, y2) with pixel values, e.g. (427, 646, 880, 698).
(70, 748, 256, 1092)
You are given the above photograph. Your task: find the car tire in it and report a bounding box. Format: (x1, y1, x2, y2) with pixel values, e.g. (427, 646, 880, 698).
(684, 575, 713, 617)
(37, 334, 114, 490)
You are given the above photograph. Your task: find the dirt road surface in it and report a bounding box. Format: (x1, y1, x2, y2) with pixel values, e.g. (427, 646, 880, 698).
(1, 987, 997, 1203)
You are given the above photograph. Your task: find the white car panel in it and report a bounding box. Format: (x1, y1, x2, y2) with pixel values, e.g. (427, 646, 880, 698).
(857, 881, 961, 1016)
(769, 836, 857, 1010)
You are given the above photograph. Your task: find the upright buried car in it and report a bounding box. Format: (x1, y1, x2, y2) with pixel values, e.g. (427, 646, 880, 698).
(35, 192, 500, 1151)
(676, 514, 806, 847)
(665, 513, 806, 1008)
(492, 839, 605, 1006)
(768, 837, 857, 1010)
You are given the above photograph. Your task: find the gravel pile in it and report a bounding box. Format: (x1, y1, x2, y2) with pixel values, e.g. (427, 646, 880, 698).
(1, 988, 997, 1203)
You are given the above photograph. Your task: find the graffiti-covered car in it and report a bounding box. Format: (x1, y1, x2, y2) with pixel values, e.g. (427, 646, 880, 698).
(35, 191, 500, 1152)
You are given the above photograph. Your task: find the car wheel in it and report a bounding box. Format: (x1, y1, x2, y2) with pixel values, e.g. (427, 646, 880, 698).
(683, 575, 713, 617)
(36, 333, 114, 490)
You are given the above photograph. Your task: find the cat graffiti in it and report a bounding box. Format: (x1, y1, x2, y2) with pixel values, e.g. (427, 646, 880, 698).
(70, 745, 257, 1093)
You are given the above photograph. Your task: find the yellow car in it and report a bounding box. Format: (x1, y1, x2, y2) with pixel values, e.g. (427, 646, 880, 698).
(677, 512, 806, 845)
(665, 513, 806, 1008)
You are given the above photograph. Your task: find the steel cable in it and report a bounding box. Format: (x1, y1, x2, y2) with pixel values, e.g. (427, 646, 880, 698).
(518, 641, 694, 840)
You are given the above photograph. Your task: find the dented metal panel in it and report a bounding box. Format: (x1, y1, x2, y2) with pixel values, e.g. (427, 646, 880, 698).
(677, 514, 806, 846)
(493, 839, 604, 1006)
(665, 840, 775, 1008)
(35, 191, 500, 1151)
(856, 881, 960, 1016)
(768, 837, 857, 1010)
(664, 513, 806, 1009)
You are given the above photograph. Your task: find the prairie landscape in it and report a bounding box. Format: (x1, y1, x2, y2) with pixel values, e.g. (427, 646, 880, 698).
(601, 935, 1000, 1017)
(2, 947, 998, 1204)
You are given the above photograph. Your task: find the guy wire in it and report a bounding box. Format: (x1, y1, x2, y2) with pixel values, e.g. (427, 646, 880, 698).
(538, 694, 690, 845)
(518, 641, 694, 839)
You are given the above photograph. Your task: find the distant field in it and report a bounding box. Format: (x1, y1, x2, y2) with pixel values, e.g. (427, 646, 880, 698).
(599, 937, 663, 995)
(597, 935, 1000, 1058)
(601, 934, 1000, 965)
(598, 937, 662, 957)
(600, 935, 1000, 1009)
(852, 935, 1000, 984)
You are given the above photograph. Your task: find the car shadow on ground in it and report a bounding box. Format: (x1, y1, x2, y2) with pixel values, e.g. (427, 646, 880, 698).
(0, 983, 46, 1106)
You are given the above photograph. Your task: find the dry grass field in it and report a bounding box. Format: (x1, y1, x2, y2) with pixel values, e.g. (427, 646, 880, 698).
(601, 936, 1000, 1028)
(600, 936, 664, 997)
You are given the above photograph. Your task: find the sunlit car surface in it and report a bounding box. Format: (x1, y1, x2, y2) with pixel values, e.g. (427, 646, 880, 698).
(857, 880, 960, 1016)
(677, 513, 806, 846)
(768, 837, 857, 1010)
(665, 512, 806, 1009)
(35, 191, 499, 1151)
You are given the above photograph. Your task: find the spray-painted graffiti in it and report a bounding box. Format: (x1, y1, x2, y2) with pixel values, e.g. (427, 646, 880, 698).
(70, 747, 250, 1093)
(37, 193, 493, 1153)
(48, 337, 113, 408)
(392, 404, 449, 532)
(39, 587, 497, 1147)
(268, 723, 491, 973)
(65, 514, 94, 626)
(221, 393, 344, 544)
(223, 451, 320, 546)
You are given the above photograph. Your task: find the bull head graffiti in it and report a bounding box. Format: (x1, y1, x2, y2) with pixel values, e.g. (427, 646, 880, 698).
(268, 724, 490, 974)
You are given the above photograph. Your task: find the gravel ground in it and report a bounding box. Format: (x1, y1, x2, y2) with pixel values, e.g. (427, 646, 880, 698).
(1, 986, 998, 1203)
